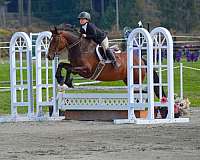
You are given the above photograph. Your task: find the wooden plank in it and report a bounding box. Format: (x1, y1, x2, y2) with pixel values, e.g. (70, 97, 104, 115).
(64, 110, 148, 121)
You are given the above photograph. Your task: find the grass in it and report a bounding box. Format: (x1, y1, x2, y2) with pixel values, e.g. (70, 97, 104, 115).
(0, 28, 12, 37)
(0, 59, 200, 115)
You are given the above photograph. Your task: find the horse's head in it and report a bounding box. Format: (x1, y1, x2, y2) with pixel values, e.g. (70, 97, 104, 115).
(47, 27, 69, 60)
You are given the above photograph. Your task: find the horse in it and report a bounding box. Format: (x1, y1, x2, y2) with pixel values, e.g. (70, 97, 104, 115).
(47, 27, 166, 102)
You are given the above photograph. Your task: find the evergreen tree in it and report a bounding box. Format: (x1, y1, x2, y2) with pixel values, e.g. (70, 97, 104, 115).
(28, 0, 200, 33)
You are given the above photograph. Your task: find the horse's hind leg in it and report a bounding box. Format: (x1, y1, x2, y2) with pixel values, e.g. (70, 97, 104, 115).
(142, 58, 166, 98)
(153, 70, 168, 118)
(153, 70, 166, 98)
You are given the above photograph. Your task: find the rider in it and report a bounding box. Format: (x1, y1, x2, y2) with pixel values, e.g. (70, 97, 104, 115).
(77, 11, 120, 69)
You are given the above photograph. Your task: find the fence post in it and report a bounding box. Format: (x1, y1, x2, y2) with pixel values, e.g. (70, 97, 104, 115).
(180, 63, 183, 99)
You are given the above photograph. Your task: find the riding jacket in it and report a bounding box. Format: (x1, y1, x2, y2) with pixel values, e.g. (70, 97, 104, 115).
(80, 22, 107, 44)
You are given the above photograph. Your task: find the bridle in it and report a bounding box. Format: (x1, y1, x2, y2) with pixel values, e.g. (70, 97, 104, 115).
(51, 33, 82, 54)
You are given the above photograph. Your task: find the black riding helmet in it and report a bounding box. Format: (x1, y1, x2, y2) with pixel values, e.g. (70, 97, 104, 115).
(77, 11, 91, 21)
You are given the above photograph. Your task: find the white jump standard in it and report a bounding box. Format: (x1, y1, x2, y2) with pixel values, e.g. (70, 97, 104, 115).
(9, 32, 34, 121)
(114, 27, 189, 124)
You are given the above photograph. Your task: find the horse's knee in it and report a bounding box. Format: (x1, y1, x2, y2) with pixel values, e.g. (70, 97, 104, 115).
(56, 76, 64, 85)
(55, 69, 64, 85)
(58, 62, 65, 67)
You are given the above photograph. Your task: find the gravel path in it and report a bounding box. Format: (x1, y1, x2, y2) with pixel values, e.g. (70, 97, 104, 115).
(0, 108, 199, 160)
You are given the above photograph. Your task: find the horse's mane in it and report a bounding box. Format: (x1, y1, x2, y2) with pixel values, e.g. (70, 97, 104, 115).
(59, 24, 97, 47)
(50, 24, 96, 51)
(56, 23, 80, 37)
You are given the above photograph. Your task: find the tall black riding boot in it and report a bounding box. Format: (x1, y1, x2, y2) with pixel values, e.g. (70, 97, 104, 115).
(106, 49, 120, 69)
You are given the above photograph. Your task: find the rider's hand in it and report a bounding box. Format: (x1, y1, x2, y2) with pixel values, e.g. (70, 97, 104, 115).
(82, 34, 86, 38)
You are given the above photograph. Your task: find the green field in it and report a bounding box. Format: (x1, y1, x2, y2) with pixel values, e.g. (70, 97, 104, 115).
(0, 59, 199, 115)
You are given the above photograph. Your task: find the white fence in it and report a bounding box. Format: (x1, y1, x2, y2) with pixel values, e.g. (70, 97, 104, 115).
(0, 28, 190, 124)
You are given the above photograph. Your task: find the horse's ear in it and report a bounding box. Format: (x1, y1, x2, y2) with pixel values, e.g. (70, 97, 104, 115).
(54, 26, 58, 34)
(49, 26, 53, 32)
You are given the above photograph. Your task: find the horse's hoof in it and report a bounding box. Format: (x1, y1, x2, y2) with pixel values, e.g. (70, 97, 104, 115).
(64, 78, 74, 88)
(65, 82, 74, 88)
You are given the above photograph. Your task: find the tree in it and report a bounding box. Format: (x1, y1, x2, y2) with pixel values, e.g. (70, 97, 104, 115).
(0, 0, 7, 5)
(0, 0, 8, 27)
(28, 0, 200, 33)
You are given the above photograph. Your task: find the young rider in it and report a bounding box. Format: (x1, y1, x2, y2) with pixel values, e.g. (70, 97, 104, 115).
(77, 11, 120, 69)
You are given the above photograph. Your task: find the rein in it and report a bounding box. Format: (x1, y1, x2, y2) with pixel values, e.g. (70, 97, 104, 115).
(51, 33, 82, 54)
(68, 38, 81, 49)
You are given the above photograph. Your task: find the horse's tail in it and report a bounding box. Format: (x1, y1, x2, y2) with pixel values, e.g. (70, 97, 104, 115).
(142, 58, 166, 98)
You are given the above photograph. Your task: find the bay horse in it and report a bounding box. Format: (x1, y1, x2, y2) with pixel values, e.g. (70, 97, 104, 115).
(47, 27, 166, 100)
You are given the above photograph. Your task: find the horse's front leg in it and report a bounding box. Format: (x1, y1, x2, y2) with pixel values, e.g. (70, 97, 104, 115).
(62, 63, 77, 88)
(56, 62, 74, 87)
(62, 65, 91, 87)
(55, 62, 65, 85)
(63, 65, 74, 88)
(63, 66, 92, 87)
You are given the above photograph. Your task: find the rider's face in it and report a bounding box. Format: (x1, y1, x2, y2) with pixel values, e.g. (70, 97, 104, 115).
(79, 18, 88, 25)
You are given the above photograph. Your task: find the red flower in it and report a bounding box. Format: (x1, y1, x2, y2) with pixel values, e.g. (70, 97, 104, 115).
(161, 97, 167, 103)
(174, 104, 179, 113)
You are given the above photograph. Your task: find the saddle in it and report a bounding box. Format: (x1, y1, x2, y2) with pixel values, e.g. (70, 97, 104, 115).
(89, 45, 121, 80)
(95, 44, 121, 63)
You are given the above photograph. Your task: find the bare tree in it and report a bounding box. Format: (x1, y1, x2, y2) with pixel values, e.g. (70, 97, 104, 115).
(0, 0, 8, 27)
(18, 0, 24, 26)
(28, 0, 31, 27)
